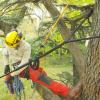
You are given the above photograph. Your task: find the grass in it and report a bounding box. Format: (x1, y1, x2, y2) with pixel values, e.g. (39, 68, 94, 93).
(0, 54, 73, 100)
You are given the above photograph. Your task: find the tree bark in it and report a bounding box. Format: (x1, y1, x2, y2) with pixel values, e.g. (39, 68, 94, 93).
(79, 0, 100, 99)
(73, 57, 79, 86)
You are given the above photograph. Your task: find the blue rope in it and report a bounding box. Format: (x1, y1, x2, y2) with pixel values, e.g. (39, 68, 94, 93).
(13, 75, 25, 100)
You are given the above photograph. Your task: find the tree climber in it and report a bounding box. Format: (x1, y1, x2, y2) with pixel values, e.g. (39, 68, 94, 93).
(3, 31, 82, 99)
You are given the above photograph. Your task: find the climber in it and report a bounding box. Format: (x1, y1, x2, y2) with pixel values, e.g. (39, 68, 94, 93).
(3, 30, 81, 99)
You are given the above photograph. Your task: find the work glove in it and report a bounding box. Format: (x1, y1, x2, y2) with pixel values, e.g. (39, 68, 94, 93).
(4, 65, 12, 81)
(4, 65, 10, 74)
(33, 58, 39, 70)
(29, 58, 39, 70)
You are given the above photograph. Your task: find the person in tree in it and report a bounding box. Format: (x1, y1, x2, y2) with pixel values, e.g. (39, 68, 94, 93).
(3, 31, 82, 99)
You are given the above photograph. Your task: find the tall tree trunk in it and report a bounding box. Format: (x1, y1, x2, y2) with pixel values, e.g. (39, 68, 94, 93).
(79, 0, 100, 99)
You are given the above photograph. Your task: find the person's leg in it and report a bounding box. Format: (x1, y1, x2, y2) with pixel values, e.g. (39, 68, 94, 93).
(19, 66, 70, 97)
(4, 74, 14, 94)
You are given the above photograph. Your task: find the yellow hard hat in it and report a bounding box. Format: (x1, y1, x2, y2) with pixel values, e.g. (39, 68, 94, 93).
(5, 31, 22, 48)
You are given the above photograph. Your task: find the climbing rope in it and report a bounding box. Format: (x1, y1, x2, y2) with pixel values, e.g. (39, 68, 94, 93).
(45, 4, 68, 42)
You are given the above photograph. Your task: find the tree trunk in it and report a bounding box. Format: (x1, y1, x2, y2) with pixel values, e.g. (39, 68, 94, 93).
(79, 0, 100, 99)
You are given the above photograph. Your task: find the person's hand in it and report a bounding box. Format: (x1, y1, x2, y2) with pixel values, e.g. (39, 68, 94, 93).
(29, 58, 39, 70)
(11, 66, 27, 76)
(4, 74, 12, 81)
(4, 65, 11, 81)
(11, 72, 19, 76)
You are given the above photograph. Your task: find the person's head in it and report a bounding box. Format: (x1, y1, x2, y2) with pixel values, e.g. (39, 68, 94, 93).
(5, 31, 22, 48)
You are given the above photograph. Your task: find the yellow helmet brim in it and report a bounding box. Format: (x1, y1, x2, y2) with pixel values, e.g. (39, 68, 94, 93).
(5, 40, 19, 48)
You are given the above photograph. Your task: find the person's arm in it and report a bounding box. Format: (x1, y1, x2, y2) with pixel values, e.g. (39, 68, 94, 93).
(11, 42, 31, 76)
(3, 48, 12, 80)
(3, 48, 10, 73)
(3, 48, 9, 66)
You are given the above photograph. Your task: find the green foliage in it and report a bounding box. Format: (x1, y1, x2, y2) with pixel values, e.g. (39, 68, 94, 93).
(28, 38, 43, 59)
(51, 30, 63, 43)
(1, 6, 26, 24)
(71, 0, 94, 5)
(56, 0, 94, 5)
(67, 10, 81, 19)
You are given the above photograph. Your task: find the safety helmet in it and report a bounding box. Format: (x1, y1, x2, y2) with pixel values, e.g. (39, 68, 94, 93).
(5, 31, 22, 48)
